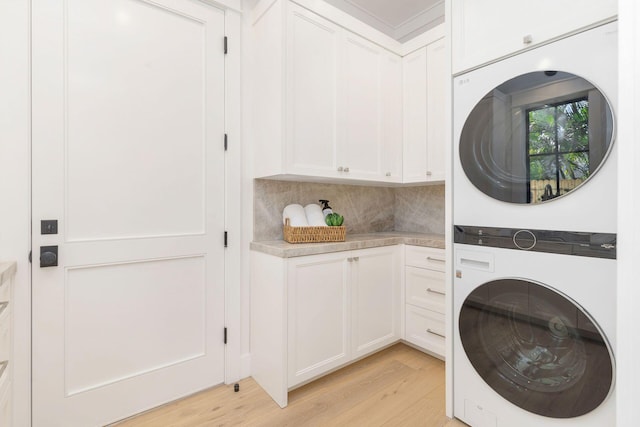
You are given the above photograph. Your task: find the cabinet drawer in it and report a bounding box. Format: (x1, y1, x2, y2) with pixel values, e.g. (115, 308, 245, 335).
(406, 266, 445, 314)
(405, 305, 445, 358)
(405, 246, 445, 271)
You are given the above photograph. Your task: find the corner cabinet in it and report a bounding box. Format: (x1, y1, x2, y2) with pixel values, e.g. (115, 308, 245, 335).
(251, 246, 400, 407)
(451, 0, 617, 74)
(252, 1, 403, 183)
(402, 32, 446, 183)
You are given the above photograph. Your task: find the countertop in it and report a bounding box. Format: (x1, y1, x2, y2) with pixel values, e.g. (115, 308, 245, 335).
(250, 232, 445, 258)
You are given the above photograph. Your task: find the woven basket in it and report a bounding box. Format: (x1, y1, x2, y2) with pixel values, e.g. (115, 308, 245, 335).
(283, 218, 346, 243)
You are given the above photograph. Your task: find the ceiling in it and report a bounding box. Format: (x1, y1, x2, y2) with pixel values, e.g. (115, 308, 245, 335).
(322, 0, 444, 42)
(243, 0, 445, 42)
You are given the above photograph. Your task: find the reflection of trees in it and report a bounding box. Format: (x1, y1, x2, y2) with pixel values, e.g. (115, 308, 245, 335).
(528, 99, 590, 182)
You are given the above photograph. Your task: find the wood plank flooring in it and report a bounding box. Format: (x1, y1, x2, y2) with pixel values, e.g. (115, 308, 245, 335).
(114, 344, 468, 427)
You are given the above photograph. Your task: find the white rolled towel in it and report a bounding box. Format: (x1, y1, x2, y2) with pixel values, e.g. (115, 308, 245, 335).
(304, 204, 328, 227)
(283, 204, 308, 227)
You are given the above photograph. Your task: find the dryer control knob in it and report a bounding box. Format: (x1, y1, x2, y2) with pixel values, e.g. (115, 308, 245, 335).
(513, 229, 536, 250)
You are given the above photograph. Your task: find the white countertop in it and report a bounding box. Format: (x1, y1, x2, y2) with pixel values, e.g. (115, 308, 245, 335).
(250, 232, 445, 258)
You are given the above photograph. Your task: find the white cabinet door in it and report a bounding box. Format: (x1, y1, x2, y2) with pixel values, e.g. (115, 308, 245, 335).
(288, 252, 350, 387)
(381, 54, 403, 182)
(402, 47, 428, 182)
(425, 37, 446, 181)
(286, 4, 340, 177)
(340, 33, 402, 182)
(351, 246, 400, 358)
(452, 0, 617, 73)
(402, 37, 446, 183)
(340, 33, 383, 180)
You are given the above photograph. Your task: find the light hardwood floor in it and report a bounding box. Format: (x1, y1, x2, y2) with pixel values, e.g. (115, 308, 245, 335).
(114, 344, 468, 427)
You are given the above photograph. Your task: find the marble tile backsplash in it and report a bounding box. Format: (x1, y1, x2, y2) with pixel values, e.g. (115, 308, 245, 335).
(394, 185, 445, 234)
(254, 179, 445, 241)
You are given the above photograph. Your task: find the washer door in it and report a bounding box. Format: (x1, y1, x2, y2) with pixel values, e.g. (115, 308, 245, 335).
(459, 278, 614, 418)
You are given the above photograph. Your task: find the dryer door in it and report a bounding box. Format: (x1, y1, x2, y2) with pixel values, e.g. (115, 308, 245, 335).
(459, 278, 614, 418)
(459, 71, 614, 204)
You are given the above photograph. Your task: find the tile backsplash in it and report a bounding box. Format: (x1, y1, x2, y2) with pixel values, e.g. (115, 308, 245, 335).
(254, 179, 445, 241)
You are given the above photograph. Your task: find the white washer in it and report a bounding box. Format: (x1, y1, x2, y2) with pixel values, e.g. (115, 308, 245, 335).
(453, 227, 616, 427)
(453, 22, 618, 233)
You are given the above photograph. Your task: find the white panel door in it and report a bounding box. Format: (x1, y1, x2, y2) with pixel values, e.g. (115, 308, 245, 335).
(31, 0, 226, 425)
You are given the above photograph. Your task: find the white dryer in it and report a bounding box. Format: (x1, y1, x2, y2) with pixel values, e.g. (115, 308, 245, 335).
(453, 22, 617, 233)
(453, 226, 616, 427)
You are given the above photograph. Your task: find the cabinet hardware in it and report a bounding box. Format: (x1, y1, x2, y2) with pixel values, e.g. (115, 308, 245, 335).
(337, 166, 343, 172)
(427, 329, 445, 338)
(523, 34, 533, 45)
(426, 171, 432, 176)
(343, 167, 350, 172)
(347, 257, 353, 262)
(385, 172, 391, 177)
(224, 134, 228, 151)
(427, 257, 445, 263)
(353, 256, 359, 261)
(426, 288, 445, 296)
(224, 327, 228, 344)
(224, 36, 228, 54)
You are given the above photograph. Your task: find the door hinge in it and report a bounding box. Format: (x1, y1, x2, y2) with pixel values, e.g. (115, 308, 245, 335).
(224, 36, 228, 54)
(224, 134, 228, 151)
(224, 231, 228, 248)
(224, 327, 228, 344)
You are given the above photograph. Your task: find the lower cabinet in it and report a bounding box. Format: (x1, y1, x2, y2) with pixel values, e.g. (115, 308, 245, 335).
(403, 246, 446, 359)
(287, 252, 350, 387)
(251, 246, 400, 407)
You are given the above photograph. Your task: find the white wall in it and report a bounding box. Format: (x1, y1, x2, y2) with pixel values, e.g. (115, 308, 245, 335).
(0, 1, 31, 424)
(617, 0, 640, 425)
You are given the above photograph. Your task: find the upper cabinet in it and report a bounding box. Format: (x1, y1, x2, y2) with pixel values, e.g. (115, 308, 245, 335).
(402, 34, 446, 183)
(252, 1, 403, 183)
(451, 0, 617, 74)
(285, 6, 340, 178)
(341, 33, 403, 181)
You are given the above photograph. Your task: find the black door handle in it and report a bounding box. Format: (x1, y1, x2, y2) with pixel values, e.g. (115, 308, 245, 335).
(40, 246, 58, 268)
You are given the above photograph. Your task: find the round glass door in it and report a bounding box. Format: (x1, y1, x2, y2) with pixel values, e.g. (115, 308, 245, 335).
(459, 279, 614, 418)
(459, 71, 614, 204)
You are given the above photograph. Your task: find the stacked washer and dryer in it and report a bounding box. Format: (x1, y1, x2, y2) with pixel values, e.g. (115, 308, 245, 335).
(452, 23, 618, 427)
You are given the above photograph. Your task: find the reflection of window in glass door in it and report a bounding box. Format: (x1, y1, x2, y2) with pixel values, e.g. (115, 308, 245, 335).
(526, 97, 590, 203)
